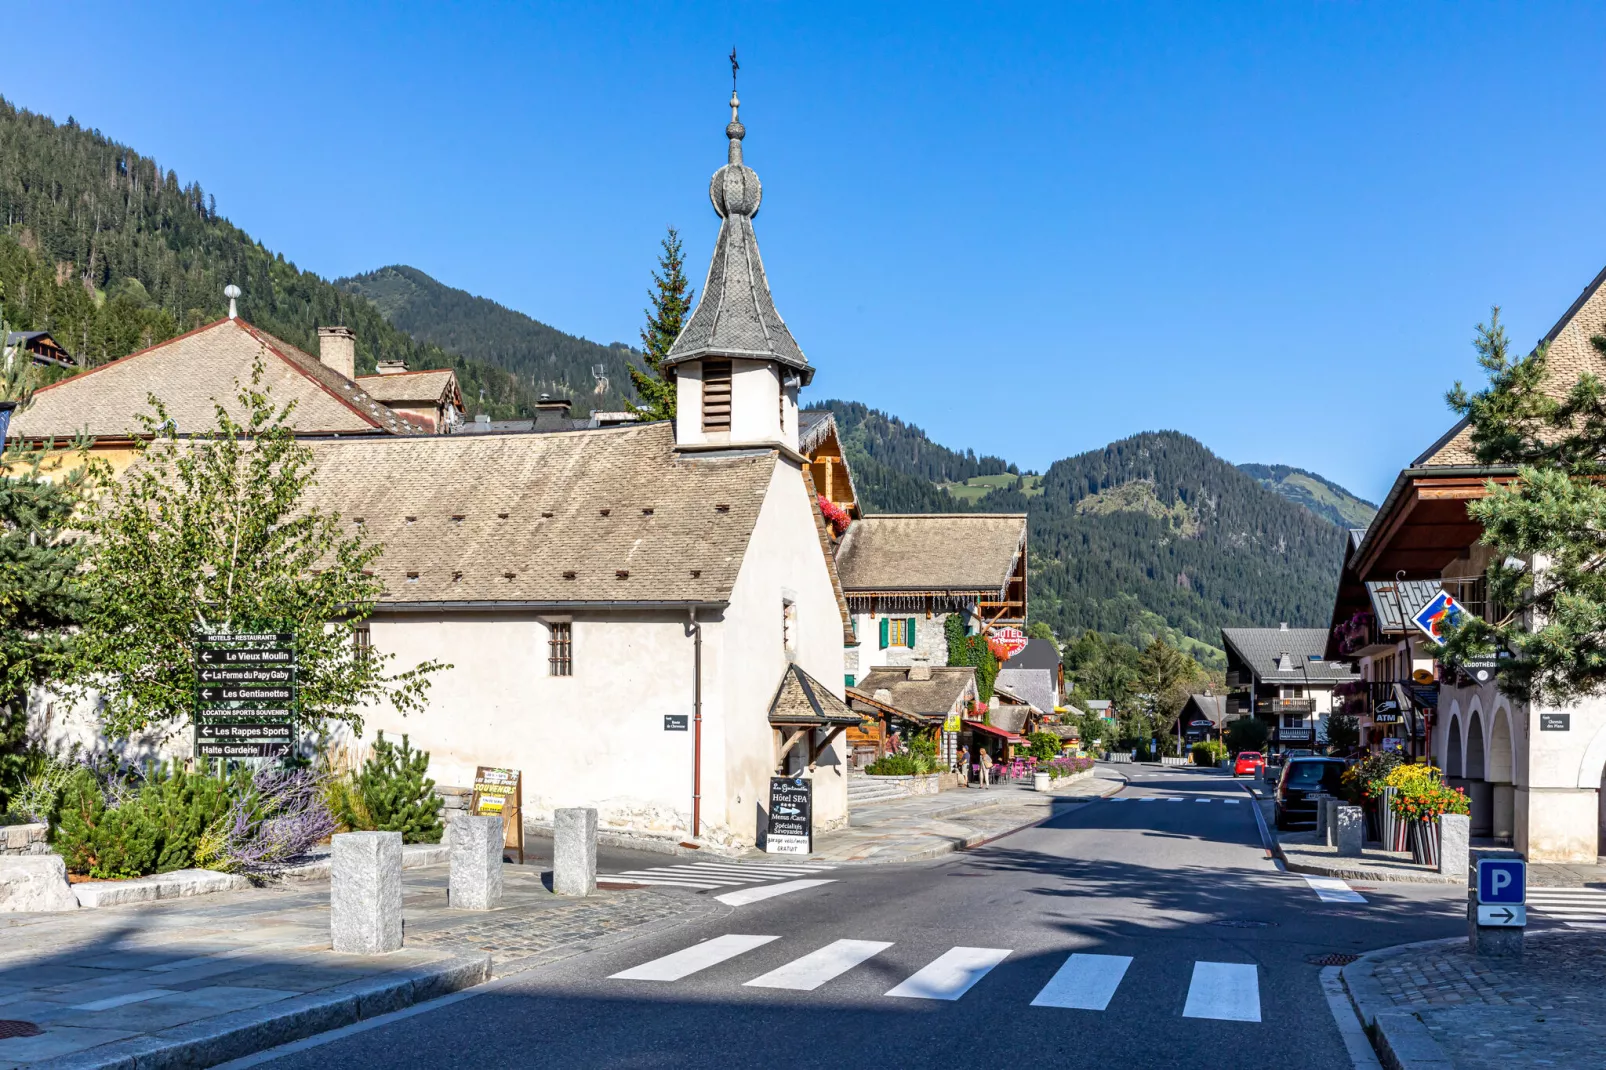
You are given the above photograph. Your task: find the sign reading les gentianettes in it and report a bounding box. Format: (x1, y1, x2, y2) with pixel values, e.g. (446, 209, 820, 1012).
(193, 632, 296, 760)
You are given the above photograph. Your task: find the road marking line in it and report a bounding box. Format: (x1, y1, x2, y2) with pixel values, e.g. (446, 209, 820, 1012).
(611, 871, 749, 886)
(672, 864, 828, 877)
(886, 947, 1012, 1001)
(744, 939, 892, 991)
(1029, 953, 1132, 1010)
(1164, 797, 1183, 802)
(1223, 799, 1242, 805)
(597, 876, 729, 889)
(1182, 962, 1261, 1022)
(610, 934, 779, 981)
(72, 988, 176, 1011)
(714, 879, 835, 906)
(1196, 799, 1213, 803)
(1138, 798, 1159, 803)
(1304, 876, 1367, 904)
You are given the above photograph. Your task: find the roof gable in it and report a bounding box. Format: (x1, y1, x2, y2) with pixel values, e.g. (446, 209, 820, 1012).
(834, 514, 1027, 594)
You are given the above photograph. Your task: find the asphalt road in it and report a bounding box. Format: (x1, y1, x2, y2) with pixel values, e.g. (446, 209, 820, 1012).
(244, 767, 1467, 1070)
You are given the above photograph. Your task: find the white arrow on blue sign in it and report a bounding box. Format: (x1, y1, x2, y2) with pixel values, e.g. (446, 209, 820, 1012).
(1477, 858, 1526, 905)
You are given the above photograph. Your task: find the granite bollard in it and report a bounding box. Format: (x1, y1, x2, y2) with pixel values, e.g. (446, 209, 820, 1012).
(331, 831, 403, 954)
(1438, 813, 1470, 879)
(449, 815, 504, 910)
(1323, 799, 1340, 847)
(1336, 805, 1363, 857)
(1312, 794, 1330, 840)
(553, 807, 597, 897)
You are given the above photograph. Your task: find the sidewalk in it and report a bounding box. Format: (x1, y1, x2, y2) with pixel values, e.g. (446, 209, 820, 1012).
(1342, 929, 1606, 1070)
(788, 769, 1127, 864)
(1242, 783, 1460, 884)
(0, 863, 710, 1068)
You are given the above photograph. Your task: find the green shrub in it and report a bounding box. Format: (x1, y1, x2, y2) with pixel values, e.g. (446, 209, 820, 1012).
(1191, 740, 1228, 765)
(52, 763, 238, 878)
(865, 754, 919, 776)
(1027, 732, 1062, 761)
(335, 733, 442, 844)
(1132, 742, 1155, 763)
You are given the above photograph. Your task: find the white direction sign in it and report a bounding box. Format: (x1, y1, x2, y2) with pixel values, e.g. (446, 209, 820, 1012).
(1476, 904, 1526, 927)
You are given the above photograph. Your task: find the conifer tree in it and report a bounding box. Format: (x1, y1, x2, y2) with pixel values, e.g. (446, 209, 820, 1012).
(628, 227, 693, 421)
(344, 733, 443, 844)
(1441, 307, 1606, 703)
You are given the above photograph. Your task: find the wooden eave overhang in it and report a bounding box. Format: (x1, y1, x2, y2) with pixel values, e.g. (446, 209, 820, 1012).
(1350, 466, 1516, 582)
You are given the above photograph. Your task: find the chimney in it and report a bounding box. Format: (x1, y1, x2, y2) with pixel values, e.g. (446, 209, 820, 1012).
(1279, 622, 1289, 630)
(375, 359, 408, 376)
(317, 326, 356, 382)
(533, 393, 574, 431)
(872, 688, 894, 705)
(908, 655, 932, 682)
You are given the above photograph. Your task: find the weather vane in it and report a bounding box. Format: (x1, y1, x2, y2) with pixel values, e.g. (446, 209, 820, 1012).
(730, 46, 739, 91)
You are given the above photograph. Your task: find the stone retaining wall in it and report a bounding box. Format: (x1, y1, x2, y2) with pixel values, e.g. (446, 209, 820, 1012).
(1, 822, 49, 856)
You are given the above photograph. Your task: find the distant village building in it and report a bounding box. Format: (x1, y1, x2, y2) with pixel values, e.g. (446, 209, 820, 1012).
(4, 330, 75, 368)
(996, 637, 1063, 715)
(1179, 693, 1228, 744)
(355, 361, 465, 433)
(1222, 625, 1358, 754)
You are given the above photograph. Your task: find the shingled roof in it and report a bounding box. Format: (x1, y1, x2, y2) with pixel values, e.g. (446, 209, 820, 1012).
(661, 92, 811, 383)
(297, 422, 775, 605)
(768, 664, 859, 727)
(11, 318, 424, 440)
(834, 514, 1027, 594)
(1220, 627, 1360, 684)
(849, 665, 977, 723)
(355, 370, 461, 407)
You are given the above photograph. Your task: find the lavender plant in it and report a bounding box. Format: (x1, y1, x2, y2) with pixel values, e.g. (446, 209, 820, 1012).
(197, 767, 336, 873)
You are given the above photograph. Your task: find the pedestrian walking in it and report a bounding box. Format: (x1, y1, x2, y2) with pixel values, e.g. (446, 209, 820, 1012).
(957, 745, 970, 785)
(979, 749, 993, 789)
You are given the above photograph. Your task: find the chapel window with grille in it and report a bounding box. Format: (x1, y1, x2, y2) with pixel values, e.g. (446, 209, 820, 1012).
(549, 621, 573, 677)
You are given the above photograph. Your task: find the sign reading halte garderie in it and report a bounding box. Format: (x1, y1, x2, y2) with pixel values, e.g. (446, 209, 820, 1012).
(766, 776, 812, 855)
(193, 631, 297, 760)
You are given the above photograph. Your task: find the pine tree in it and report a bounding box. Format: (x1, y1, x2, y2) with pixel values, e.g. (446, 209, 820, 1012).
(628, 227, 692, 421)
(1440, 307, 1606, 703)
(348, 733, 443, 844)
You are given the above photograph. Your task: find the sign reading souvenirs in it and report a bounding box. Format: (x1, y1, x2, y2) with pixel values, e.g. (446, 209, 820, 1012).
(664, 714, 689, 732)
(766, 776, 812, 855)
(193, 632, 296, 760)
(470, 766, 524, 864)
(989, 626, 1029, 661)
(1411, 590, 1465, 646)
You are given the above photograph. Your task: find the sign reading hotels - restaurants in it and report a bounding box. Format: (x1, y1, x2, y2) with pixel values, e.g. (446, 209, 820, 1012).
(1411, 590, 1465, 646)
(766, 776, 812, 855)
(470, 766, 524, 864)
(193, 632, 296, 760)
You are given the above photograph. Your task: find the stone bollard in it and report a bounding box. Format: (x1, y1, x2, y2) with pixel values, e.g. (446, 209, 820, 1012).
(1312, 794, 1330, 840)
(1438, 813, 1470, 879)
(449, 815, 504, 910)
(1323, 799, 1341, 848)
(553, 807, 598, 897)
(331, 831, 403, 954)
(1336, 805, 1363, 857)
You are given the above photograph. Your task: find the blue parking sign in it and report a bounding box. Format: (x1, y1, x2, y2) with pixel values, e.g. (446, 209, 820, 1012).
(1477, 859, 1526, 905)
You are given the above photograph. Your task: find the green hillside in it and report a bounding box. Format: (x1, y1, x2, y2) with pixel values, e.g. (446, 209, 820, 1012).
(1237, 463, 1377, 528)
(0, 97, 543, 418)
(337, 265, 641, 416)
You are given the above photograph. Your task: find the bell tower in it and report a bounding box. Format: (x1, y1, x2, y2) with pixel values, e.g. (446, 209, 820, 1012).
(664, 81, 811, 453)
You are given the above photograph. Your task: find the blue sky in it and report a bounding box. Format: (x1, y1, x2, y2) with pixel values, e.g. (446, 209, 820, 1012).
(7, 2, 1606, 501)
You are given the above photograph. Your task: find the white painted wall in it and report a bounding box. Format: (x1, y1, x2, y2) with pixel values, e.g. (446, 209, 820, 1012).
(672, 357, 795, 452)
(675, 360, 709, 446)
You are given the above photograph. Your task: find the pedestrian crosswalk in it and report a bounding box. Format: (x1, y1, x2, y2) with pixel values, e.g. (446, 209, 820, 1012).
(1527, 887, 1606, 927)
(597, 859, 838, 898)
(609, 934, 1264, 1021)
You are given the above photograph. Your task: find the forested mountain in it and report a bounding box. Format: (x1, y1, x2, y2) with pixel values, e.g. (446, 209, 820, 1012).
(822, 402, 1347, 653)
(0, 98, 543, 418)
(1237, 463, 1376, 528)
(337, 265, 639, 415)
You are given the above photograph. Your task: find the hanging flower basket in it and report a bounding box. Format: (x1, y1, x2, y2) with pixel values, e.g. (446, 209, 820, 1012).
(816, 495, 851, 536)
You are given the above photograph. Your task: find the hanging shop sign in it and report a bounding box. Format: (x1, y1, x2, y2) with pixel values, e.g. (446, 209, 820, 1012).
(1458, 651, 1513, 686)
(193, 631, 296, 760)
(766, 776, 812, 855)
(1411, 591, 1465, 645)
(470, 766, 524, 864)
(989, 626, 1029, 661)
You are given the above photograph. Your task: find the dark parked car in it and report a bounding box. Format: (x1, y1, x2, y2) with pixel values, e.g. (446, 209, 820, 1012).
(1274, 757, 1348, 830)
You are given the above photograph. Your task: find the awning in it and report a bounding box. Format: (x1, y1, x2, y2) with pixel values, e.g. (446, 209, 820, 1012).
(963, 719, 1025, 743)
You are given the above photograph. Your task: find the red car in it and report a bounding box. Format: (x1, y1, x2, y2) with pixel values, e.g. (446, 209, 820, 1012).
(1233, 751, 1264, 778)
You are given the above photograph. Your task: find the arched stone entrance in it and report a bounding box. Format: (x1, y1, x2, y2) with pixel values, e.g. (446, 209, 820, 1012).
(1488, 708, 1515, 843)
(1465, 709, 1492, 836)
(1445, 713, 1463, 778)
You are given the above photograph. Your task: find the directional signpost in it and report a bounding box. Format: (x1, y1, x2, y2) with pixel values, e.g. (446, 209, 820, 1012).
(194, 632, 297, 760)
(1472, 857, 1526, 957)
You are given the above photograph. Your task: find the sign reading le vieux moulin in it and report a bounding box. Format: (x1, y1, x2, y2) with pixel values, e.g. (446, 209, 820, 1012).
(193, 632, 296, 760)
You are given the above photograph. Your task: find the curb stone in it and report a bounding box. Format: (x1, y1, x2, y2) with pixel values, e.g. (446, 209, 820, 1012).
(1339, 937, 1468, 1070)
(1240, 785, 1459, 884)
(20, 952, 490, 1069)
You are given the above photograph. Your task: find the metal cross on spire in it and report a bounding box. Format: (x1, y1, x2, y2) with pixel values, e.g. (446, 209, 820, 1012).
(729, 46, 739, 91)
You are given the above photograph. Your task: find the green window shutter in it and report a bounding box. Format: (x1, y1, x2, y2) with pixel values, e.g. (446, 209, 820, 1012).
(907, 618, 917, 647)
(879, 617, 889, 649)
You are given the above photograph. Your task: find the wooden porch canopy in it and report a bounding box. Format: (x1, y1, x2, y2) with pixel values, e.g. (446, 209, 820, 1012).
(1351, 467, 1514, 581)
(769, 664, 861, 773)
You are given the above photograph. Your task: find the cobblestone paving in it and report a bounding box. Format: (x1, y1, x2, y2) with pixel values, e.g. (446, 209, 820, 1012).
(407, 887, 696, 967)
(1368, 931, 1606, 1070)
(1527, 860, 1606, 888)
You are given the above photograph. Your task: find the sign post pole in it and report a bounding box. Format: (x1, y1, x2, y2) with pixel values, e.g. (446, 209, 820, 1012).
(1471, 856, 1526, 958)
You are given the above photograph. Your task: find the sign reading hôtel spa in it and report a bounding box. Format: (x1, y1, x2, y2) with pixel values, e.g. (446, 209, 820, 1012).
(766, 777, 813, 855)
(194, 632, 296, 759)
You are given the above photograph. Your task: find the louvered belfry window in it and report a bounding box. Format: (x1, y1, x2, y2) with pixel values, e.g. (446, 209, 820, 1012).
(702, 360, 732, 432)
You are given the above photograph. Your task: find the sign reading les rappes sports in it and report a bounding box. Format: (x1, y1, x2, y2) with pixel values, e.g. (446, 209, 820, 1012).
(193, 632, 297, 760)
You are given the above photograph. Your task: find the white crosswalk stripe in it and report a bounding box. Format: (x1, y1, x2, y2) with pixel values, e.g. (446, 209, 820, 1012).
(885, 947, 1012, 1000)
(1527, 887, 1606, 926)
(744, 939, 892, 990)
(1304, 876, 1367, 904)
(715, 879, 835, 906)
(610, 934, 778, 981)
(1030, 953, 1132, 1010)
(1183, 962, 1261, 1022)
(609, 934, 1272, 1022)
(599, 860, 836, 891)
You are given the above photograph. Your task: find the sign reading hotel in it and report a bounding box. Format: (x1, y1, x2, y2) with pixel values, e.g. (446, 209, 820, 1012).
(766, 776, 812, 855)
(990, 626, 1029, 661)
(471, 766, 524, 864)
(193, 632, 296, 760)
(1411, 591, 1465, 646)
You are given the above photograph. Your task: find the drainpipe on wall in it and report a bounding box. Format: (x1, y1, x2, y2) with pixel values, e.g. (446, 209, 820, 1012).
(688, 607, 703, 840)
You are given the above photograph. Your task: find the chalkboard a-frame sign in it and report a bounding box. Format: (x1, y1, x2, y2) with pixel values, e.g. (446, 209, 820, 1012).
(470, 766, 524, 864)
(766, 776, 812, 855)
